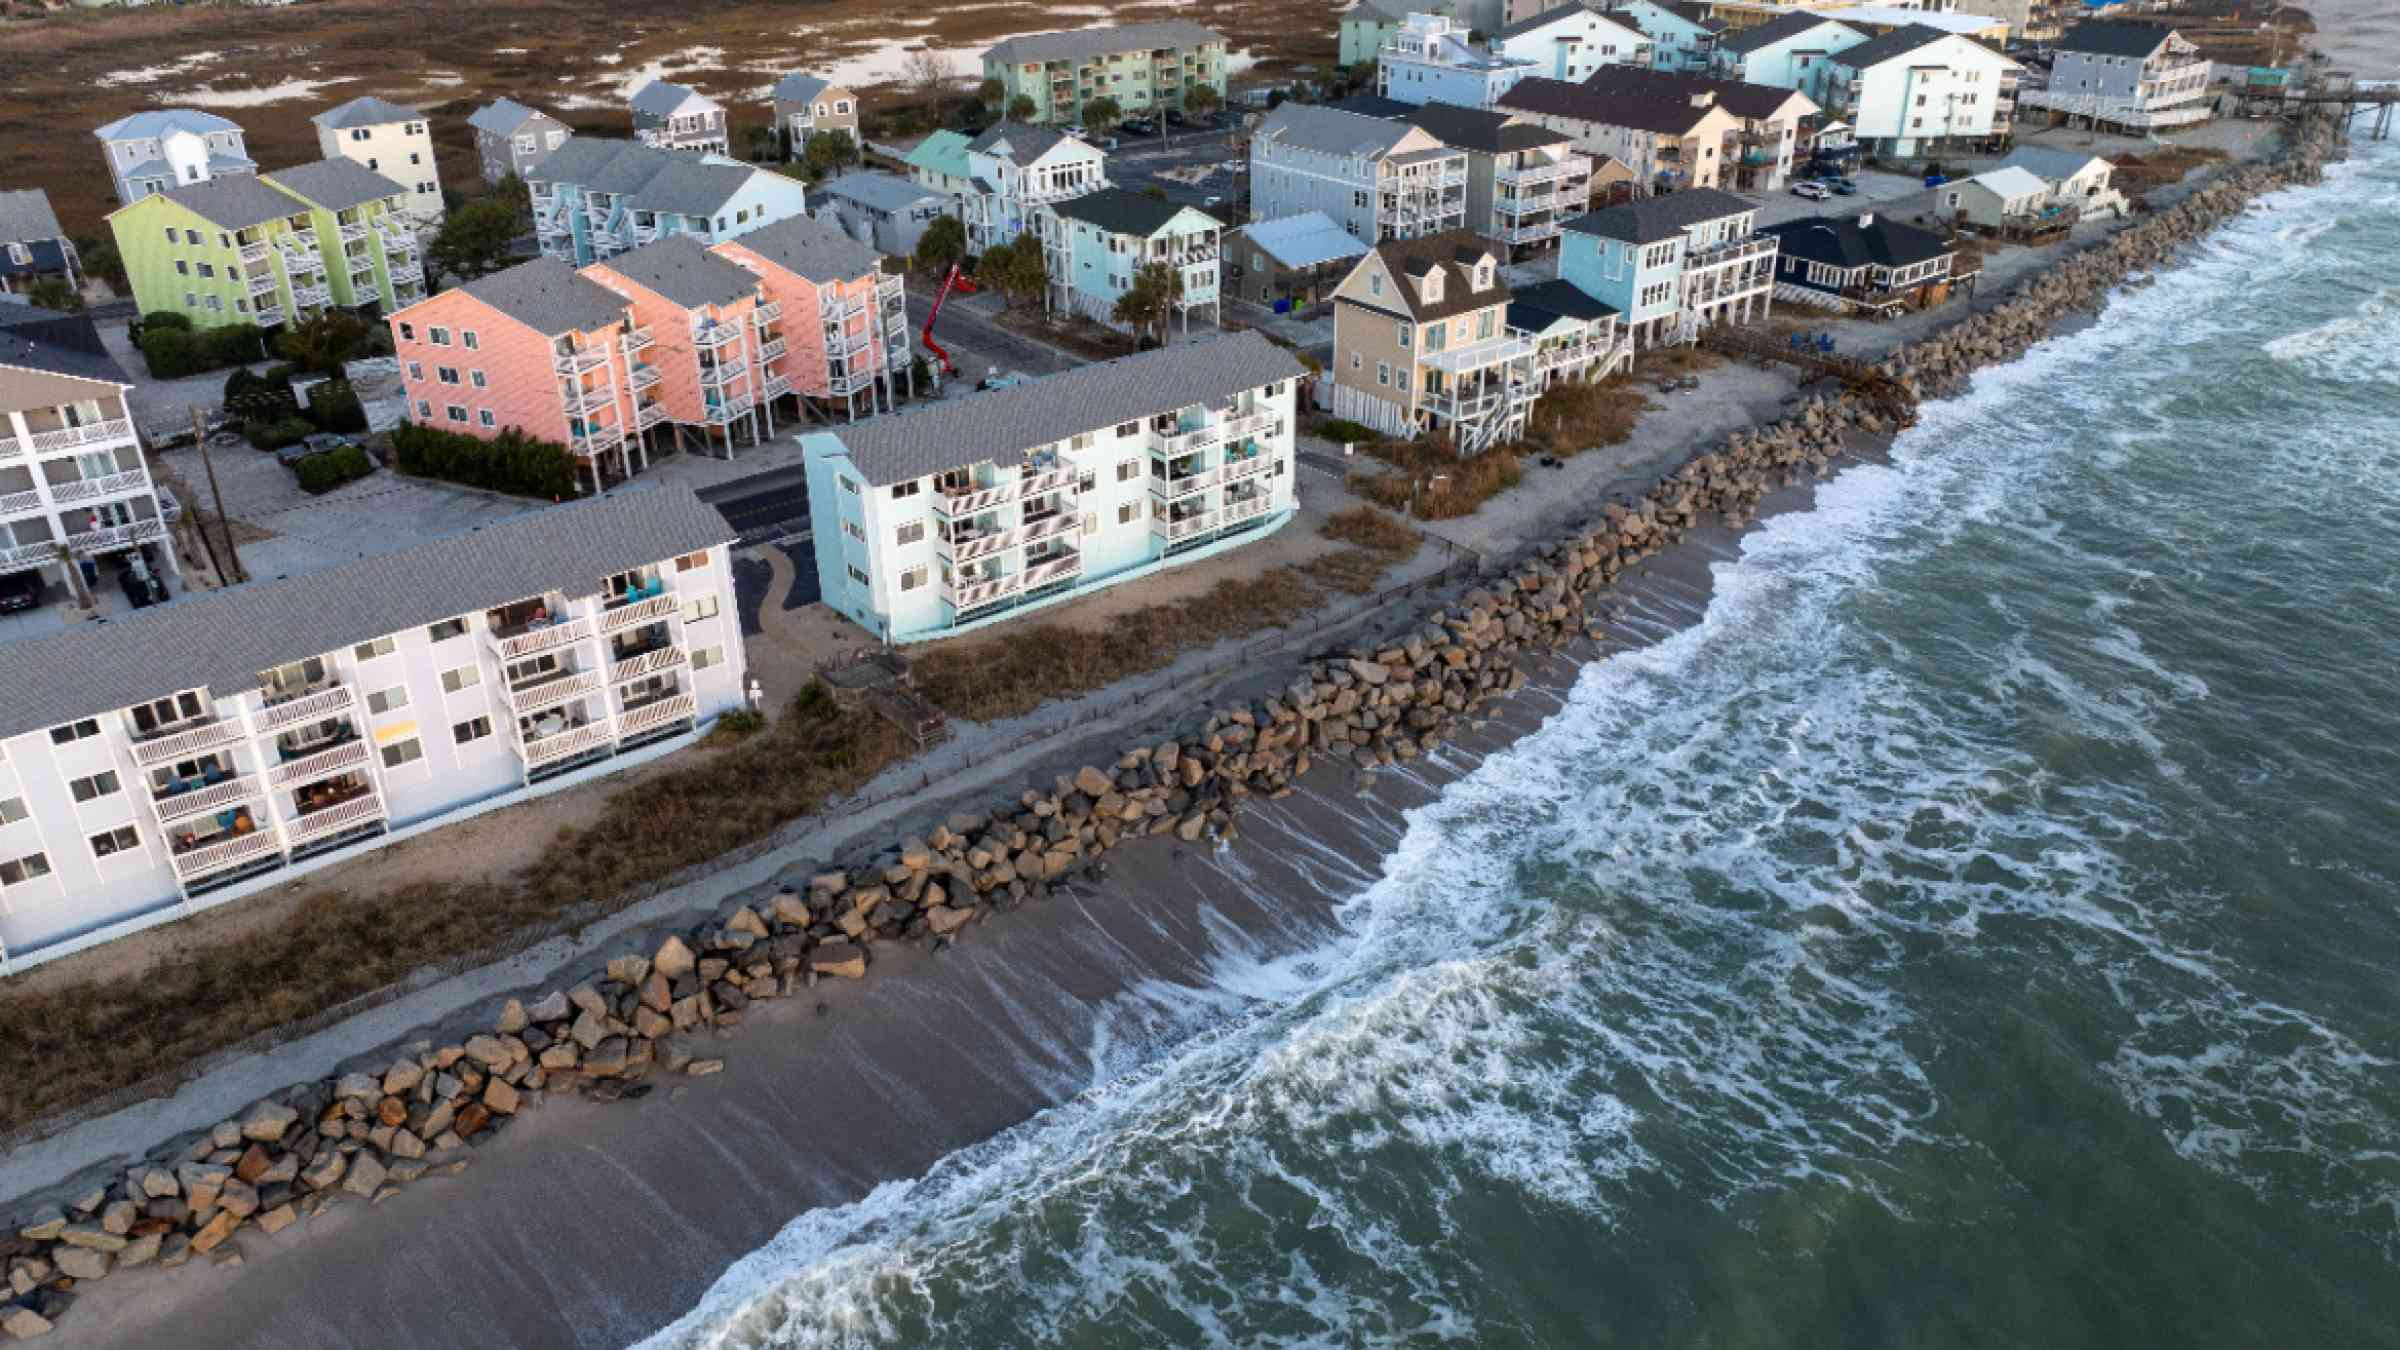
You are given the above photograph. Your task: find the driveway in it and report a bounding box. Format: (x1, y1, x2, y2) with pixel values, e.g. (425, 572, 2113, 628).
(1734, 169, 1932, 229)
(916, 286, 1086, 381)
(98, 319, 272, 444)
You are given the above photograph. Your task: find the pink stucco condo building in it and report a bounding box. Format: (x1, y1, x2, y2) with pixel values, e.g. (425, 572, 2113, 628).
(711, 214, 913, 422)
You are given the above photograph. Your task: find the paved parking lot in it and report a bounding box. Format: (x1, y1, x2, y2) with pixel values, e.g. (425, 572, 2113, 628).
(1729, 169, 1935, 229)
(1108, 126, 1247, 216)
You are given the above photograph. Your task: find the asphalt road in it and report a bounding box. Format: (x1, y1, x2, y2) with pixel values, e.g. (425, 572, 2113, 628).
(697, 466, 814, 548)
(916, 292, 1083, 381)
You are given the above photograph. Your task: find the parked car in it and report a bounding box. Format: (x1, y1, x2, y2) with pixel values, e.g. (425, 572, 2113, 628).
(0, 570, 39, 614)
(1122, 118, 1159, 136)
(1824, 177, 1859, 196)
(1791, 181, 1833, 201)
(279, 431, 355, 468)
(117, 566, 165, 609)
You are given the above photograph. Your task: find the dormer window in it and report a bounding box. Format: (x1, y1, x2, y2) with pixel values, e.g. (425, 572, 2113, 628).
(1475, 263, 1491, 288)
(1421, 269, 1443, 304)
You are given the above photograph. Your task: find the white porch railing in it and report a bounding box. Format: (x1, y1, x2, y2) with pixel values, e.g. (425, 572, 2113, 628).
(29, 419, 132, 454)
(257, 683, 356, 734)
(944, 571, 1025, 611)
(1020, 511, 1078, 547)
(1222, 493, 1273, 525)
(600, 593, 678, 633)
(1151, 467, 1221, 500)
(627, 363, 662, 390)
(522, 720, 613, 767)
(495, 614, 593, 661)
(934, 481, 1017, 517)
(506, 668, 603, 717)
(1021, 551, 1082, 588)
(555, 345, 610, 375)
(287, 791, 386, 846)
(66, 517, 166, 555)
(636, 402, 672, 429)
(48, 467, 147, 505)
(1219, 411, 1274, 440)
(762, 372, 793, 399)
(617, 692, 697, 739)
(753, 300, 783, 324)
(1153, 424, 1220, 456)
(171, 828, 282, 883)
(132, 718, 248, 768)
(610, 645, 687, 684)
(1152, 510, 1218, 542)
(1221, 453, 1274, 484)
(0, 489, 42, 516)
(238, 239, 270, 264)
(941, 526, 1021, 565)
(151, 774, 260, 826)
(269, 738, 370, 789)
(622, 325, 655, 352)
(0, 540, 54, 568)
(759, 337, 789, 362)
(0, 437, 21, 461)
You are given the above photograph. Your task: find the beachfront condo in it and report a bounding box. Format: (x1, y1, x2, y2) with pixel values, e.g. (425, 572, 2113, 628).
(1763, 210, 1957, 312)
(1805, 24, 2022, 157)
(92, 109, 254, 205)
(1400, 103, 1593, 258)
(980, 21, 1229, 128)
(803, 331, 1302, 642)
(105, 163, 414, 332)
(0, 485, 744, 974)
(2025, 22, 2214, 132)
(1497, 76, 1744, 192)
(0, 190, 79, 298)
(1492, 5, 1656, 84)
(311, 95, 445, 225)
(1707, 13, 1869, 89)
(1378, 12, 1539, 110)
(1034, 187, 1223, 334)
(1249, 104, 1469, 247)
(468, 99, 574, 188)
(959, 123, 1110, 253)
(1608, 0, 1726, 73)
(0, 306, 181, 617)
(1327, 230, 1547, 453)
(1559, 188, 1777, 351)
(1579, 67, 1820, 191)
(772, 74, 861, 156)
(629, 81, 730, 155)
(525, 139, 809, 267)
(388, 218, 908, 490)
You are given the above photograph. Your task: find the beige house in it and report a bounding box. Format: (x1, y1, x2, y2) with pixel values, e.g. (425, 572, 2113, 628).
(1328, 230, 1535, 454)
(773, 74, 861, 157)
(311, 96, 443, 225)
(1496, 77, 1744, 192)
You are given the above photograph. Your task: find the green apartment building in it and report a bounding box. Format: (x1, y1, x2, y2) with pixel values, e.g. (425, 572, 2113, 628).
(982, 21, 1230, 128)
(106, 158, 419, 332)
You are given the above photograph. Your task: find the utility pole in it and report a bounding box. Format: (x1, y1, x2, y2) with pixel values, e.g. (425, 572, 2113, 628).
(188, 406, 244, 584)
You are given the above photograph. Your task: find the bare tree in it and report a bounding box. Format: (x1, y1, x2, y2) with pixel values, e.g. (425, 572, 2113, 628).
(904, 48, 958, 101)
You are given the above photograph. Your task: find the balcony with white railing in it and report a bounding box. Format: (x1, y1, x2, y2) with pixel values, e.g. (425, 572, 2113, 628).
(1150, 466, 1220, 501)
(387, 260, 425, 286)
(934, 480, 1018, 517)
(753, 300, 783, 324)
(0, 487, 40, 517)
(132, 717, 249, 768)
(521, 720, 613, 768)
(559, 383, 615, 417)
(1221, 451, 1274, 484)
(0, 436, 21, 461)
(573, 421, 626, 456)
(556, 345, 610, 374)
(152, 773, 262, 827)
(1219, 410, 1274, 440)
(828, 366, 875, 396)
(237, 238, 271, 265)
(758, 336, 789, 362)
(48, 466, 149, 505)
(703, 393, 756, 424)
(254, 306, 286, 328)
(493, 612, 593, 661)
(171, 827, 283, 884)
(1021, 550, 1082, 589)
(944, 570, 1025, 611)
(599, 591, 678, 634)
(821, 291, 867, 324)
(284, 227, 319, 250)
(337, 221, 368, 244)
(505, 667, 604, 717)
(635, 400, 671, 429)
(1422, 335, 1534, 377)
(1020, 510, 1078, 547)
(1153, 423, 1220, 457)
(1152, 510, 1218, 542)
(762, 372, 793, 399)
(28, 419, 132, 454)
(941, 525, 1021, 565)
(698, 360, 745, 389)
(66, 517, 166, 555)
(693, 322, 743, 350)
(622, 325, 655, 353)
(268, 737, 369, 789)
(626, 361, 662, 391)
(244, 268, 280, 297)
(611, 644, 687, 684)
(255, 682, 356, 734)
(291, 282, 334, 308)
(0, 539, 54, 568)
(617, 692, 697, 740)
(1221, 492, 1274, 526)
(287, 789, 386, 847)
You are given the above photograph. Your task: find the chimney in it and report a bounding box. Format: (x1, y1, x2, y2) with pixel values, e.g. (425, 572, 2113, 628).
(1858, 211, 1875, 228)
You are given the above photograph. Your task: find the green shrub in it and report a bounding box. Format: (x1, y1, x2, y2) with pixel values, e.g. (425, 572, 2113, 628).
(392, 422, 581, 499)
(294, 444, 374, 494)
(308, 385, 368, 434)
(245, 416, 317, 451)
(138, 323, 265, 379)
(140, 310, 194, 333)
(1317, 417, 1377, 445)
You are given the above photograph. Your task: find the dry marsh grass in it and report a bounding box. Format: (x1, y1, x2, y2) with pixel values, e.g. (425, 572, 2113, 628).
(1349, 436, 1524, 521)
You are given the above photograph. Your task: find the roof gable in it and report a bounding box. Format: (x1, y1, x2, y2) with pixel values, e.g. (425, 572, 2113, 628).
(1563, 186, 1755, 244)
(1048, 186, 1216, 238)
(311, 95, 423, 130)
(2056, 20, 2175, 59)
(94, 108, 242, 142)
(590, 235, 762, 310)
(1404, 102, 1573, 154)
(262, 158, 408, 213)
(467, 98, 559, 137)
(1719, 13, 1865, 57)
(1358, 229, 1509, 323)
(1579, 66, 1819, 122)
(1832, 24, 2010, 71)
(0, 189, 65, 246)
(1497, 2, 1648, 44)
(448, 257, 633, 336)
(1498, 77, 1738, 135)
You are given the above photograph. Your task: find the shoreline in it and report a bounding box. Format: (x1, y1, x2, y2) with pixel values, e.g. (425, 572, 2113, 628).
(2, 101, 2353, 1350)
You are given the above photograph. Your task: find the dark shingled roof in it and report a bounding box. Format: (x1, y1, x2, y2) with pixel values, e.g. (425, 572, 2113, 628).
(591, 235, 762, 309)
(983, 20, 1224, 66)
(0, 485, 733, 741)
(1507, 277, 1619, 331)
(969, 122, 1079, 167)
(455, 257, 632, 336)
(1497, 77, 1728, 135)
(1764, 213, 1953, 270)
(137, 176, 310, 232)
(1563, 187, 1755, 244)
(1049, 186, 1216, 237)
(1831, 24, 1960, 69)
(0, 189, 65, 246)
(0, 306, 131, 387)
(1404, 102, 1573, 155)
(1495, 1, 1642, 41)
(1578, 67, 1816, 122)
(1320, 94, 1418, 121)
(2055, 20, 2178, 59)
(1360, 229, 1510, 324)
(722, 212, 886, 283)
(262, 158, 408, 213)
(823, 332, 1303, 487)
(1717, 11, 1859, 56)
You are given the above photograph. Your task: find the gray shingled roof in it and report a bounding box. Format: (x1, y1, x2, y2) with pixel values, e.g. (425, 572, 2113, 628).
(455, 258, 632, 336)
(1579, 67, 1815, 122)
(817, 171, 944, 214)
(0, 189, 64, 246)
(1498, 77, 1727, 135)
(0, 485, 732, 742)
(1997, 145, 2112, 182)
(1831, 24, 1960, 70)
(968, 122, 1077, 167)
(1563, 187, 1755, 244)
(262, 158, 408, 213)
(626, 160, 760, 217)
(93, 109, 242, 141)
(1763, 213, 1950, 269)
(141, 176, 311, 232)
(629, 80, 706, 118)
(773, 73, 832, 104)
(825, 331, 1303, 487)
(1508, 277, 1618, 329)
(1361, 229, 1510, 324)
(526, 139, 764, 218)
(311, 95, 424, 130)
(1495, 1, 1640, 42)
(983, 20, 1224, 66)
(1405, 103, 1572, 155)
(592, 235, 761, 309)
(1255, 103, 1419, 158)
(1048, 186, 1213, 238)
(2055, 20, 2177, 60)
(1717, 12, 1860, 56)
(0, 306, 131, 388)
(467, 98, 557, 137)
(721, 212, 885, 283)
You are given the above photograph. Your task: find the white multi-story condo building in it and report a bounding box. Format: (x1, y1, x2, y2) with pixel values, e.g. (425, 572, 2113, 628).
(1492, 4, 1656, 83)
(1249, 104, 1469, 246)
(803, 332, 1304, 642)
(1, 306, 180, 613)
(0, 485, 745, 973)
(959, 122, 1110, 253)
(2022, 21, 2213, 131)
(93, 109, 255, 204)
(1378, 12, 1539, 109)
(312, 95, 446, 224)
(1807, 23, 2021, 156)
(629, 80, 730, 155)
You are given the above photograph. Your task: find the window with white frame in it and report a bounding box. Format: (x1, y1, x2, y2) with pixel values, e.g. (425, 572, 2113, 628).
(453, 716, 494, 745)
(366, 686, 410, 715)
(89, 825, 141, 860)
(440, 665, 481, 694)
(381, 738, 425, 770)
(682, 595, 720, 623)
(68, 770, 121, 804)
(0, 852, 51, 889)
(692, 645, 725, 672)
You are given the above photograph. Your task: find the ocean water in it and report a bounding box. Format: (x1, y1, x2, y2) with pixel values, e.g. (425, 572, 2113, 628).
(641, 139, 2400, 1349)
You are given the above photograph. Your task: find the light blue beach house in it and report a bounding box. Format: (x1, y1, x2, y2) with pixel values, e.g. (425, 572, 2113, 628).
(1036, 187, 1223, 334)
(1559, 187, 1774, 350)
(526, 138, 808, 267)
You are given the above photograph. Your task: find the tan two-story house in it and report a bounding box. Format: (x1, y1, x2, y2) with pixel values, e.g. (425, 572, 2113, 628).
(1328, 229, 1535, 455)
